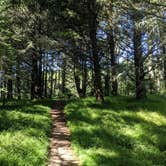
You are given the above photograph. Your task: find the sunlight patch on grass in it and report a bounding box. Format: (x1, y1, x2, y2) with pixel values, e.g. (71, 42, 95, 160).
(119, 124, 144, 139)
(0, 132, 47, 166)
(136, 111, 166, 126)
(0, 100, 52, 166)
(73, 147, 119, 166)
(65, 96, 166, 166)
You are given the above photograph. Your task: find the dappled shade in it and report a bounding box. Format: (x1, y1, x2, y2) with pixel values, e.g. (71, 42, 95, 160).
(0, 100, 52, 166)
(65, 96, 166, 166)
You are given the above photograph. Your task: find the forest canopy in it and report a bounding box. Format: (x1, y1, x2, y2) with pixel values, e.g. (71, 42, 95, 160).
(0, 0, 165, 101)
(0, 1, 166, 166)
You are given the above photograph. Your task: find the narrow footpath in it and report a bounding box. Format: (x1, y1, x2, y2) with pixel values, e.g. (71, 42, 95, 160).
(48, 101, 79, 166)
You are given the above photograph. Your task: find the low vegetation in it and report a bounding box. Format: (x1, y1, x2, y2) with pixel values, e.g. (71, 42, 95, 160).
(0, 100, 52, 166)
(65, 95, 166, 166)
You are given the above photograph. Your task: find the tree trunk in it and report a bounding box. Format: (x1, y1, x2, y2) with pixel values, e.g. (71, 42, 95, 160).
(16, 71, 21, 100)
(148, 44, 155, 94)
(82, 59, 87, 97)
(2, 81, 7, 106)
(57, 70, 61, 96)
(31, 53, 38, 100)
(7, 79, 13, 99)
(163, 45, 166, 90)
(73, 59, 87, 98)
(133, 12, 146, 99)
(108, 30, 118, 96)
(44, 53, 48, 98)
(37, 50, 43, 98)
(50, 53, 54, 99)
(88, 0, 104, 101)
(108, 2, 118, 96)
(104, 72, 110, 96)
(50, 72, 54, 99)
(62, 58, 66, 94)
(16, 55, 21, 99)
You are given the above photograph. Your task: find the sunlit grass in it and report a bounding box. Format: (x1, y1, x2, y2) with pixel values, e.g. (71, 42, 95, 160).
(0, 100, 52, 166)
(65, 95, 166, 166)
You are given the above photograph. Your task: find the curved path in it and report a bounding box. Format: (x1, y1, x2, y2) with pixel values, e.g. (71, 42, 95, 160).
(48, 101, 79, 166)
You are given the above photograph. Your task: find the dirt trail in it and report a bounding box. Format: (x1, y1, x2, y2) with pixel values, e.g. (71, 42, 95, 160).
(48, 101, 79, 166)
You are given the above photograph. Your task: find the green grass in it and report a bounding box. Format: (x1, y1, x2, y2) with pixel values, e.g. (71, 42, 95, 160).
(0, 100, 53, 166)
(65, 95, 166, 166)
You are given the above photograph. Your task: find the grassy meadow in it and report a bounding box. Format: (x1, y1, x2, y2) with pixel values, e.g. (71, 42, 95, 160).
(0, 95, 166, 166)
(0, 100, 52, 166)
(65, 95, 166, 166)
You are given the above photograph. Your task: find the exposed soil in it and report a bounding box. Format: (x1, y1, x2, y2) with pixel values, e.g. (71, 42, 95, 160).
(48, 101, 79, 166)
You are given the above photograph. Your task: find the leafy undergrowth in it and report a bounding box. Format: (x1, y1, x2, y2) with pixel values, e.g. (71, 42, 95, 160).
(65, 95, 166, 166)
(0, 100, 53, 166)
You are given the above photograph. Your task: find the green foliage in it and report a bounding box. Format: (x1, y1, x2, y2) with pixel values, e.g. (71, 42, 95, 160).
(0, 100, 52, 166)
(65, 95, 166, 166)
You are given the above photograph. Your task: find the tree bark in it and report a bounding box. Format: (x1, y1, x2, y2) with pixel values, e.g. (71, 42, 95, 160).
(148, 42, 155, 94)
(31, 53, 38, 100)
(49, 53, 54, 99)
(82, 58, 87, 97)
(104, 72, 110, 96)
(88, 0, 104, 101)
(16, 56, 21, 100)
(62, 58, 66, 94)
(44, 53, 48, 98)
(108, 30, 118, 96)
(107, 2, 118, 96)
(163, 45, 166, 90)
(38, 50, 43, 98)
(7, 79, 13, 99)
(133, 12, 146, 99)
(73, 53, 87, 98)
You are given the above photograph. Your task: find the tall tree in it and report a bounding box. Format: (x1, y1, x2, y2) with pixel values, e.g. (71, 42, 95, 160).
(132, 8, 146, 99)
(88, 0, 104, 101)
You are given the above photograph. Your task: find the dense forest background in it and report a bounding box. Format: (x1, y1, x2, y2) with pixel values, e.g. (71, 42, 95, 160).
(0, 1, 166, 166)
(0, 0, 165, 102)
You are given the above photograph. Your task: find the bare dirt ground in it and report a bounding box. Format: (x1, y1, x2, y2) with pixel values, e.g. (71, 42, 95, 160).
(48, 101, 79, 166)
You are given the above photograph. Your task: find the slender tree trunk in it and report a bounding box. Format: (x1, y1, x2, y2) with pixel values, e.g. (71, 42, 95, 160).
(31, 53, 38, 100)
(73, 53, 87, 98)
(54, 72, 57, 95)
(30, 8, 43, 99)
(7, 79, 13, 99)
(82, 59, 87, 97)
(57, 70, 61, 96)
(62, 58, 66, 94)
(148, 43, 155, 94)
(2, 81, 7, 106)
(73, 56, 82, 97)
(37, 50, 43, 98)
(149, 64, 155, 94)
(108, 2, 118, 96)
(104, 71, 110, 96)
(133, 12, 146, 99)
(31, 49, 43, 99)
(156, 57, 162, 93)
(74, 68, 81, 97)
(108, 30, 118, 96)
(163, 45, 166, 89)
(16, 54, 21, 99)
(44, 53, 48, 98)
(50, 53, 54, 99)
(16, 70, 21, 100)
(88, 0, 104, 101)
